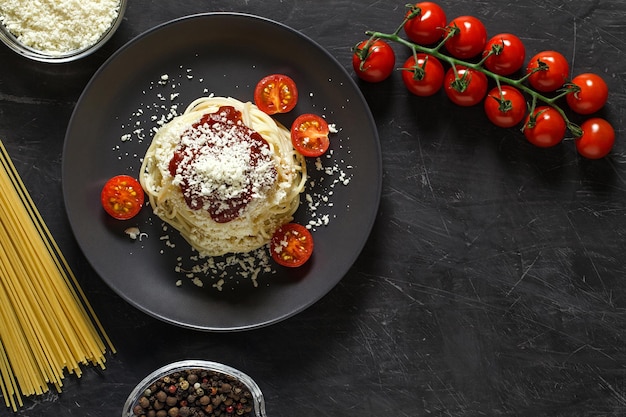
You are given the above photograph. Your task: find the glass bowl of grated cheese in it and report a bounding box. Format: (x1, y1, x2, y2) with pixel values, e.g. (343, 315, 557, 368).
(0, 0, 127, 63)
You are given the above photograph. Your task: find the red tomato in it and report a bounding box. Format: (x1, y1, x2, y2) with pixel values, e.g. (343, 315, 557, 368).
(444, 65, 488, 106)
(290, 114, 330, 157)
(566, 73, 609, 115)
(526, 51, 569, 92)
(403, 2, 447, 45)
(400, 54, 445, 97)
(352, 39, 396, 82)
(253, 74, 298, 115)
(482, 33, 526, 76)
(523, 106, 566, 148)
(270, 223, 314, 268)
(444, 15, 487, 59)
(484, 86, 526, 128)
(101, 175, 144, 220)
(575, 118, 615, 159)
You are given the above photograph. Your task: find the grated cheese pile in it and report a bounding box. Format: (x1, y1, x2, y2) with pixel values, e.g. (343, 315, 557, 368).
(0, 0, 120, 54)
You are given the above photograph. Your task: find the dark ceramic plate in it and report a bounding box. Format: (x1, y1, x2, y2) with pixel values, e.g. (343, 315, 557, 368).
(62, 13, 381, 331)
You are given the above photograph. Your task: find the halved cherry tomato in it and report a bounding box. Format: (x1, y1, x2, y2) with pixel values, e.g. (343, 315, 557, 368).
(270, 223, 314, 268)
(254, 74, 298, 115)
(101, 175, 144, 220)
(403, 2, 447, 45)
(482, 33, 526, 76)
(575, 118, 615, 159)
(523, 106, 566, 148)
(526, 51, 569, 92)
(352, 39, 396, 83)
(566, 73, 609, 115)
(291, 114, 330, 157)
(444, 15, 487, 59)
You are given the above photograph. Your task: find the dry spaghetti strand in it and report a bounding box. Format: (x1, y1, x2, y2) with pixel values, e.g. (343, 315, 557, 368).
(0, 140, 115, 411)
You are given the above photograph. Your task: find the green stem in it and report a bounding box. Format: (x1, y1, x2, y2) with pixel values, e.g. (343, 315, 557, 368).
(365, 30, 581, 136)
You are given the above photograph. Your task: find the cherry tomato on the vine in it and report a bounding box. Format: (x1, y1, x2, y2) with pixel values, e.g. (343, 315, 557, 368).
(400, 53, 445, 97)
(444, 15, 487, 59)
(484, 86, 526, 128)
(444, 65, 488, 106)
(566, 73, 609, 115)
(254, 74, 298, 115)
(523, 106, 566, 148)
(482, 33, 526, 76)
(270, 223, 314, 268)
(352, 39, 396, 83)
(101, 175, 144, 220)
(575, 118, 615, 159)
(290, 113, 330, 157)
(403, 2, 447, 45)
(526, 50, 569, 92)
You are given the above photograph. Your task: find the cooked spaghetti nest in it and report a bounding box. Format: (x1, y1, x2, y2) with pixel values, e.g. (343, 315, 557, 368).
(140, 96, 307, 256)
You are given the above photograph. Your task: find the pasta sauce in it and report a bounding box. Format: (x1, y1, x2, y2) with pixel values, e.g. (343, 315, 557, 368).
(168, 106, 277, 223)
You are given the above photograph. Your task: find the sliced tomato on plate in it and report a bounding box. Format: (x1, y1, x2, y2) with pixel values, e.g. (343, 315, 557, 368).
(290, 113, 330, 157)
(254, 74, 298, 115)
(270, 223, 314, 268)
(101, 175, 144, 220)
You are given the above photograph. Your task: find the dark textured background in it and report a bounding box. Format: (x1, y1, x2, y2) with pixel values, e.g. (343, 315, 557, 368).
(1, 0, 625, 416)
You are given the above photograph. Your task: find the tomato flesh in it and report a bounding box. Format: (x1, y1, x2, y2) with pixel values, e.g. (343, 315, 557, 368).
(254, 74, 298, 115)
(101, 175, 144, 220)
(291, 114, 330, 157)
(270, 223, 314, 268)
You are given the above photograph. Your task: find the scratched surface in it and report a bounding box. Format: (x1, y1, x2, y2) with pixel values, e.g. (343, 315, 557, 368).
(1, 0, 625, 416)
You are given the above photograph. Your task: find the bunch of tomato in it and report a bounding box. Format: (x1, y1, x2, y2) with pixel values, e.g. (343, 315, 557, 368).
(351, 1, 615, 159)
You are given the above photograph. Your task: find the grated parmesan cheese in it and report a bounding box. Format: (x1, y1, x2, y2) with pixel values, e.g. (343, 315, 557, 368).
(0, 0, 121, 54)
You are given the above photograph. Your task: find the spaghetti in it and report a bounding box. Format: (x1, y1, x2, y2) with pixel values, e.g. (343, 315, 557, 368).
(0, 140, 114, 411)
(140, 96, 307, 256)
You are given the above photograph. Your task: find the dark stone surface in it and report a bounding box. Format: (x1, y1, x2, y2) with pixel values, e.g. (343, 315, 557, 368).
(1, 0, 625, 415)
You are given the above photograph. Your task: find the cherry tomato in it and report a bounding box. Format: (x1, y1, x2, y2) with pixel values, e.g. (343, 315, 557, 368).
(482, 33, 526, 76)
(403, 2, 447, 45)
(270, 223, 314, 268)
(484, 86, 526, 128)
(290, 114, 330, 157)
(253, 74, 298, 115)
(523, 106, 566, 148)
(352, 39, 396, 83)
(101, 175, 144, 220)
(575, 118, 615, 159)
(566, 73, 609, 115)
(526, 51, 569, 92)
(444, 15, 487, 59)
(444, 65, 488, 106)
(400, 54, 444, 97)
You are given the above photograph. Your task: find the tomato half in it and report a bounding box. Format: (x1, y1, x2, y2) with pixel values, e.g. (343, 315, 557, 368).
(254, 74, 298, 115)
(523, 106, 566, 148)
(101, 175, 144, 220)
(444, 15, 487, 59)
(526, 50, 569, 92)
(566, 73, 609, 115)
(575, 118, 615, 159)
(290, 114, 330, 157)
(482, 33, 526, 76)
(270, 223, 314, 268)
(400, 54, 444, 97)
(403, 2, 447, 45)
(352, 39, 396, 83)
(444, 65, 488, 106)
(484, 86, 526, 128)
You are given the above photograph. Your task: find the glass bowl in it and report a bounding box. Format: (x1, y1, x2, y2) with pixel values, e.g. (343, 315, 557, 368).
(0, 0, 127, 63)
(122, 360, 267, 417)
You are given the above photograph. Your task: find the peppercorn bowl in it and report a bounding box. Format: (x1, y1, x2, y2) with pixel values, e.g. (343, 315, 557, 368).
(0, 0, 127, 63)
(122, 360, 267, 417)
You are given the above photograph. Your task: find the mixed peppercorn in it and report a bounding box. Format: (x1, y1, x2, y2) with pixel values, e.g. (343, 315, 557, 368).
(131, 368, 255, 417)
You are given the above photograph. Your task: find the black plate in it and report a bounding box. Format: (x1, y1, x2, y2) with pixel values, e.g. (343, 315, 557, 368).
(62, 13, 381, 331)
